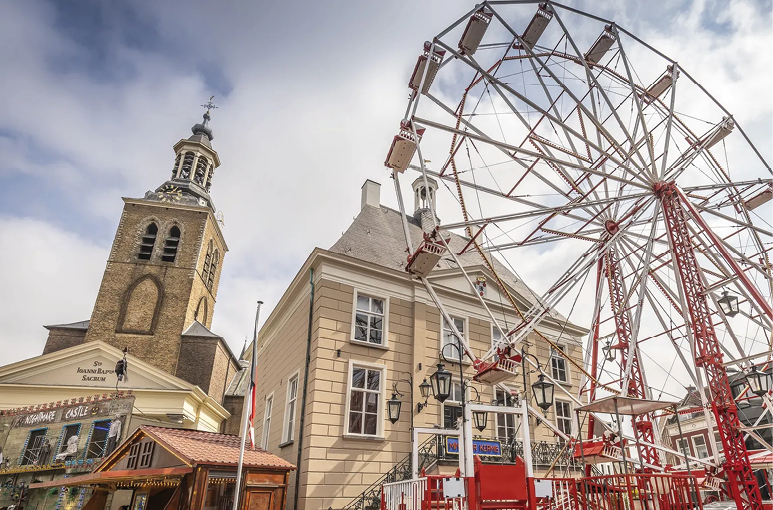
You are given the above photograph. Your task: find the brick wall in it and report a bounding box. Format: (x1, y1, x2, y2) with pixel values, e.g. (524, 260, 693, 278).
(42, 328, 87, 355)
(84, 200, 226, 376)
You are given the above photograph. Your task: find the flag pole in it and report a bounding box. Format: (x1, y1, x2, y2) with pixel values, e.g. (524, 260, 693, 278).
(233, 300, 262, 510)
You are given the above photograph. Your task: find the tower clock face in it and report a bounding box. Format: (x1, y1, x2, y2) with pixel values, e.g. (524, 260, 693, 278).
(158, 184, 183, 203)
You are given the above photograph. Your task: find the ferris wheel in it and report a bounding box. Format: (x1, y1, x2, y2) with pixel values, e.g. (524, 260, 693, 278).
(383, 2, 772, 509)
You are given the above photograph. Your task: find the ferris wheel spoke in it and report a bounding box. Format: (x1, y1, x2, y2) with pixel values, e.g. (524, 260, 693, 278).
(433, 39, 651, 186)
(546, 9, 652, 171)
(609, 26, 658, 179)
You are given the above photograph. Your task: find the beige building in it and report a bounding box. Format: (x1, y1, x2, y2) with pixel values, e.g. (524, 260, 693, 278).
(241, 179, 587, 510)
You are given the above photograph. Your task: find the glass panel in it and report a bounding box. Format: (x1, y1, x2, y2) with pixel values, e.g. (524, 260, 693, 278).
(370, 316, 382, 331)
(350, 391, 363, 411)
(454, 318, 465, 332)
(371, 299, 384, 314)
(365, 393, 379, 413)
(367, 370, 380, 390)
(369, 328, 382, 344)
(354, 325, 368, 342)
(349, 412, 362, 434)
(357, 295, 369, 311)
(364, 414, 377, 435)
(352, 368, 365, 388)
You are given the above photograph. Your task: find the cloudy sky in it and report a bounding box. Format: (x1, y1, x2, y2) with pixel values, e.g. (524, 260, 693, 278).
(1, 0, 771, 403)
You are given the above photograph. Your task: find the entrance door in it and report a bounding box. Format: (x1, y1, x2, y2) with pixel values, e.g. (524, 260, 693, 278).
(244, 488, 280, 510)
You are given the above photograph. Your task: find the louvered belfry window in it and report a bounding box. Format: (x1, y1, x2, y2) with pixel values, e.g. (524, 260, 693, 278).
(137, 223, 158, 260)
(202, 240, 213, 284)
(162, 226, 181, 262)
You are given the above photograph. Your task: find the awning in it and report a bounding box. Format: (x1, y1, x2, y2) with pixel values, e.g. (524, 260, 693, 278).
(29, 467, 192, 489)
(577, 396, 679, 416)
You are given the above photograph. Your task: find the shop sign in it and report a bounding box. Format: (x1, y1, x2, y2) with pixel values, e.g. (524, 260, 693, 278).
(445, 437, 502, 456)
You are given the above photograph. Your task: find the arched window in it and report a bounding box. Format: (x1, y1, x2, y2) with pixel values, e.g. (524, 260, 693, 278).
(162, 226, 181, 262)
(194, 156, 209, 186)
(207, 249, 219, 291)
(118, 275, 163, 334)
(137, 223, 158, 260)
(195, 296, 208, 324)
(205, 167, 214, 192)
(172, 153, 181, 179)
(180, 152, 195, 179)
(202, 240, 213, 284)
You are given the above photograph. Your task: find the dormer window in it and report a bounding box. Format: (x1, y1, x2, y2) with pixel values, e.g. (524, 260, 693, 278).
(137, 223, 158, 260)
(162, 226, 181, 262)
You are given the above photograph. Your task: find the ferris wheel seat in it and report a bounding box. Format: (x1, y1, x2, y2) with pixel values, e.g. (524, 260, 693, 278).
(701, 117, 735, 150)
(572, 439, 622, 464)
(643, 65, 679, 103)
(519, 3, 554, 49)
(473, 357, 520, 385)
(458, 8, 492, 56)
(385, 121, 425, 173)
(584, 26, 615, 64)
(409, 42, 445, 95)
(406, 239, 446, 278)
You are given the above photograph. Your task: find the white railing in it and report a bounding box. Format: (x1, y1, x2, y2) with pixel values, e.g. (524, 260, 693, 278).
(382, 478, 427, 510)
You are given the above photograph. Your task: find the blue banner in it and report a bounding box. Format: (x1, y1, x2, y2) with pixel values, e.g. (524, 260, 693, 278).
(445, 437, 502, 456)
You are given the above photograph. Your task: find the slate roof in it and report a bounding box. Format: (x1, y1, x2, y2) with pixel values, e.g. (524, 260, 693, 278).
(225, 360, 250, 397)
(329, 204, 568, 323)
(182, 320, 222, 338)
(142, 426, 295, 469)
(43, 320, 90, 330)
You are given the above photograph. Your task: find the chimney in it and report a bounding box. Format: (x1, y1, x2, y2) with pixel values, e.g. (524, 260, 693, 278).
(411, 176, 440, 232)
(361, 180, 381, 210)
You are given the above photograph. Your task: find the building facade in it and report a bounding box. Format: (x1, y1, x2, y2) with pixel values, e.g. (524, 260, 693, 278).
(241, 179, 587, 510)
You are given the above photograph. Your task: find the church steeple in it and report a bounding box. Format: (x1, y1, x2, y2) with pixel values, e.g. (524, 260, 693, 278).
(147, 100, 221, 210)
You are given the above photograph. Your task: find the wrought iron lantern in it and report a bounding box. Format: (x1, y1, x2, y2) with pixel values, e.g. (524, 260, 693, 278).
(387, 393, 402, 424)
(602, 341, 615, 362)
(746, 366, 772, 397)
(430, 363, 452, 403)
(531, 374, 555, 411)
(419, 378, 432, 400)
(718, 290, 740, 318)
(472, 409, 488, 432)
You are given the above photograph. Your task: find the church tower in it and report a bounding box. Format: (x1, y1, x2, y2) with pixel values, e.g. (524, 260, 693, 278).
(81, 109, 228, 375)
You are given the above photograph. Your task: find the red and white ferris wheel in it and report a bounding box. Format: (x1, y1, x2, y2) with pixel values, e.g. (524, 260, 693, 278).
(383, 2, 772, 509)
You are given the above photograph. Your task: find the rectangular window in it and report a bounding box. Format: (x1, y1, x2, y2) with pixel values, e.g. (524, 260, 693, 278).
(284, 375, 299, 443)
(138, 441, 155, 468)
(353, 293, 385, 345)
(127, 443, 140, 469)
(675, 438, 690, 456)
(347, 365, 382, 436)
(550, 345, 569, 383)
(87, 420, 112, 459)
(714, 432, 723, 454)
(21, 428, 47, 465)
(555, 401, 573, 436)
(442, 317, 465, 361)
(692, 435, 709, 459)
(495, 388, 517, 441)
(262, 395, 273, 449)
(59, 424, 80, 453)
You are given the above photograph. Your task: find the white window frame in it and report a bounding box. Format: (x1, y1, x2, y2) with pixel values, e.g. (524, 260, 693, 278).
(550, 344, 570, 384)
(351, 291, 389, 349)
(491, 324, 510, 350)
(692, 434, 709, 459)
(261, 392, 273, 450)
(344, 360, 386, 439)
(554, 399, 573, 436)
(494, 386, 518, 441)
(282, 371, 300, 444)
(675, 438, 690, 456)
(441, 316, 468, 363)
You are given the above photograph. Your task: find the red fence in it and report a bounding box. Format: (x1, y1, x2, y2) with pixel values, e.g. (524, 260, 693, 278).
(535, 474, 704, 510)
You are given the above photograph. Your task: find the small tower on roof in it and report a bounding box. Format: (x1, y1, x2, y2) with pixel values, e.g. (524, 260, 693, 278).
(157, 97, 221, 210)
(412, 175, 439, 232)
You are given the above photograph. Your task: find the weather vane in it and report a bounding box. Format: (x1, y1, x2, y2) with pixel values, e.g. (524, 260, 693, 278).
(202, 95, 217, 114)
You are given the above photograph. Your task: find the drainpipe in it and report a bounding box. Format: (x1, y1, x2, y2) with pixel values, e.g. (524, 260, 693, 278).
(294, 268, 315, 510)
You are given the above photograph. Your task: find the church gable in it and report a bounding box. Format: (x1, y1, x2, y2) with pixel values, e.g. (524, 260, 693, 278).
(0, 342, 192, 392)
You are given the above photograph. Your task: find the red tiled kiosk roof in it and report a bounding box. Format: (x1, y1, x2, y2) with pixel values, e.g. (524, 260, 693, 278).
(142, 426, 295, 470)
